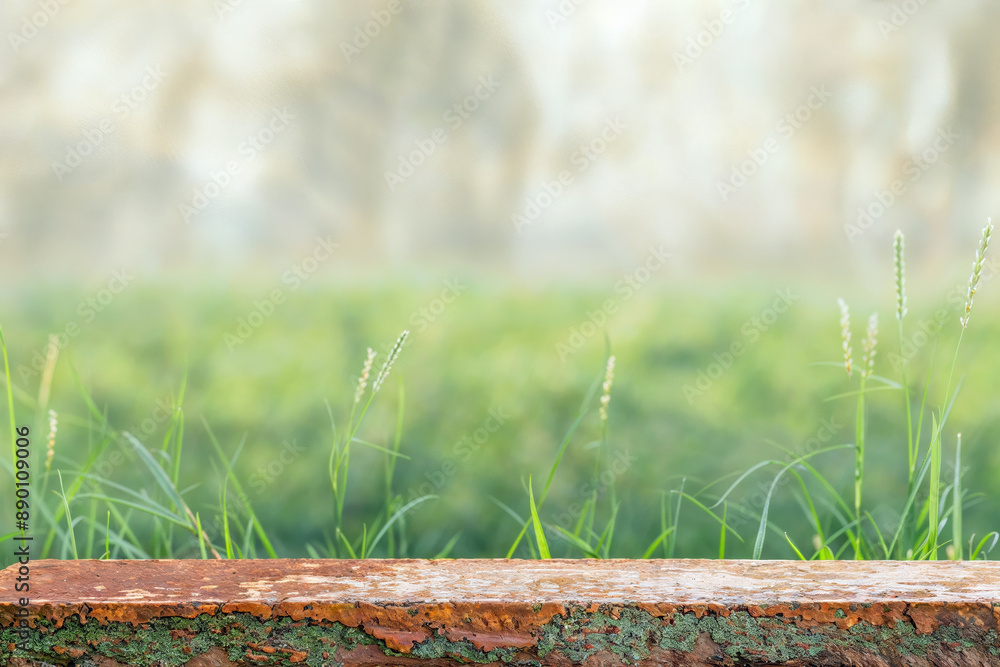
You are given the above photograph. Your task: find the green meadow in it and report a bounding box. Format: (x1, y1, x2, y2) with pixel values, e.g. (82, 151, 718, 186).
(2, 264, 999, 566)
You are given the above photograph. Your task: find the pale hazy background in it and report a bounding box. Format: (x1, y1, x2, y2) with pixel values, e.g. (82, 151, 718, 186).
(2, 0, 999, 285)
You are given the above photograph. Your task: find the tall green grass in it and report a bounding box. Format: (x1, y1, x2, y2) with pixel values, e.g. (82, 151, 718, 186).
(1, 225, 998, 562)
(503, 222, 997, 561)
(0, 325, 435, 561)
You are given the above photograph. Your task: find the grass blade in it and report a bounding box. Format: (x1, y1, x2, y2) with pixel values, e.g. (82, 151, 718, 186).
(0, 323, 17, 480)
(752, 444, 853, 559)
(350, 436, 411, 459)
(970, 532, 998, 560)
(669, 479, 685, 558)
(432, 532, 462, 559)
(597, 501, 619, 559)
(709, 461, 775, 509)
(73, 494, 189, 528)
(641, 527, 674, 559)
(123, 432, 188, 515)
(784, 532, 806, 560)
(952, 433, 963, 560)
(551, 525, 599, 558)
(507, 370, 602, 558)
(101, 511, 111, 559)
(490, 496, 527, 527)
(672, 491, 744, 542)
(888, 444, 933, 557)
(195, 512, 208, 559)
(928, 414, 942, 559)
(718, 501, 728, 558)
(203, 420, 277, 558)
(366, 494, 436, 556)
(55, 471, 79, 559)
(528, 476, 551, 559)
(864, 511, 890, 559)
(221, 480, 233, 559)
(335, 528, 357, 559)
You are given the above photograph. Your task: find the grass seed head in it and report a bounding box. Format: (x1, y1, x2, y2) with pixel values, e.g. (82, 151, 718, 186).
(961, 218, 993, 328)
(894, 230, 907, 322)
(45, 409, 58, 473)
(837, 298, 853, 377)
(374, 330, 409, 392)
(599, 355, 616, 424)
(354, 348, 377, 405)
(862, 312, 878, 379)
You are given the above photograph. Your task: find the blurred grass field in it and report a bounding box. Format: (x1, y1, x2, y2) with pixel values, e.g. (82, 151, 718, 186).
(1, 274, 999, 566)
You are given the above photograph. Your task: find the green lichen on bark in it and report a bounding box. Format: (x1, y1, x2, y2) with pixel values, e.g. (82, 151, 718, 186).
(1, 612, 376, 667)
(536, 606, 667, 663)
(530, 606, 1000, 665)
(536, 608, 833, 664)
(2, 605, 999, 666)
(694, 611, 830, 662)
(402, 635, 519, 664)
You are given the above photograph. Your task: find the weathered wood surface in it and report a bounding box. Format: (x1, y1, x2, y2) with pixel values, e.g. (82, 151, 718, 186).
(2, 559, 999, 666)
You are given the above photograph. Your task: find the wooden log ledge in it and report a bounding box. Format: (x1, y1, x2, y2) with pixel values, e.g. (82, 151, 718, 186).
(2, 559, 999, 666)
